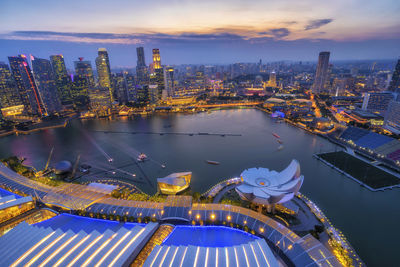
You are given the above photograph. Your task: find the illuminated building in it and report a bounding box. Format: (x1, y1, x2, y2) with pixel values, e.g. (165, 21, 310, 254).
(148, 84, 159, 105)
(96, 48, 113, 102)
(362, 92, 395, 114)
(113, 72, 128, 104)
(388, 59, 400, 93)
(152, 48, 161, 70)
(136, 47, 148, 86)
(268, 71, 277, 87)
(50, 55, 73, 105)
(236, 160, 304, 206)
(311, 51, 330, 94)
(8, 55, 44, 115)
(123, 72, 136, 102)
(384, 100, 400, 134)
(1, 105, 24, 117)
(74, 58, 95, 88)
(149, 49, 164, 104)
(0, 195, 34, 223)
(32, 56, 62, 114)
(88, 87, 112, 115)
(163, 66, 175, 99)
(135, 85, 149, 105)
(157, 172, 191, 194)
(0, 62, 22, 108)
(72, 58, 93, 107)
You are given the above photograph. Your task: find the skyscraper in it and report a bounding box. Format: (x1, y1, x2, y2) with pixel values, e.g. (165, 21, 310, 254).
(311, 52, 330, 94)
(152, 49, 161, 70)
(136, 47, 148, 86)
(32, 56, 62, 115)
(149, 49, 164, 104)
(71, 58, 93, 108)
(268, 71, 277, 87)
(8, 55, 44, 115)
(163, 66, 175, 99)
(113, 72, 128, 104)
(0, 62, 22, 108)
(50, 55, 72, 105)
(74, 58, 95, 87)
(388, 59, 400, 93)
(96, 48, 113, 102)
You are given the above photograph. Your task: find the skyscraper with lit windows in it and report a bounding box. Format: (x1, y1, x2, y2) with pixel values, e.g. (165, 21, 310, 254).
(0, 62, 22, 108)
(136, 47, 148, 86)
(32, 56, 62, 114)
(74, 58, 95, 87)
(50, 55, 73, 105)
(150, 49, 164, 104)
(311, 51, 330, 94)
(96, 48, 113, 102)
(8, 55, 44, 115)
(71, 58, 93, 108)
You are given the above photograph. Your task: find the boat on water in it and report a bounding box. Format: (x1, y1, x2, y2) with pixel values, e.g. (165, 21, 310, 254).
(137, 153, 148, 162)
(206, 160, 220, 165)
(276, 139, 283, 144)
(277, 145, 284, 151)
(272, 132, 281, 139)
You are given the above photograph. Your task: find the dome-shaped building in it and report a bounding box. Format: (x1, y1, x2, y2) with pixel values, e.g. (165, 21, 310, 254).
(54, 160, 72, 175)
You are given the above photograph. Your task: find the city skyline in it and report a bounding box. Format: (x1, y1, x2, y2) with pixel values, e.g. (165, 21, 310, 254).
(1, 0, 400, 66)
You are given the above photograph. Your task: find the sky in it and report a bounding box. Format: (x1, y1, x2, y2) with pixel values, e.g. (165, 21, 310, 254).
(0, 0, 400, 68)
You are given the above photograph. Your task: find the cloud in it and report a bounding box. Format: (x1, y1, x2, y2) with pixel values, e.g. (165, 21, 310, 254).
(305, 19, 333, 30)
(2, 29, 290, 45)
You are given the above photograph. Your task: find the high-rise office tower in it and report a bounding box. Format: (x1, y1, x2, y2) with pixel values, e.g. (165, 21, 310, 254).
(74, 58, 95, 87)
(96, 48, 113, 102)
(71, 58, 93, 107)
(268, 71, 277, 87)
(8, 55, 44, 115)
(163, 67, 175, 99)
(32, 56, 62, 115)
(149, 49, 164, 104)
(137, 47, 146, 67)
(388, 59, 400, 93)
(311, 52, 330, 94)
(136, 47, 148, 86)
(0, 62, 22, 108)
(113, 73, 128, 104)
(50, 55, 72, 105)
(152, 49, 161, 70)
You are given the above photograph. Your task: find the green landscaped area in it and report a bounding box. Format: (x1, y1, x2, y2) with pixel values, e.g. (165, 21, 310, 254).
(318, 151, 400, 189)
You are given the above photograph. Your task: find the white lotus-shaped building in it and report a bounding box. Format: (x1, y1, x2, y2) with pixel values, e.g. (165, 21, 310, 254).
(236, 160, 303, 205)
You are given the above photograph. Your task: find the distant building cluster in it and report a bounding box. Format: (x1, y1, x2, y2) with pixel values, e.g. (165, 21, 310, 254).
(0, 47, 400, 135)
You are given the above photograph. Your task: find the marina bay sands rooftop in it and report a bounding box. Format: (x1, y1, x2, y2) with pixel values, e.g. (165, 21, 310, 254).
(0, 161, 354, 266)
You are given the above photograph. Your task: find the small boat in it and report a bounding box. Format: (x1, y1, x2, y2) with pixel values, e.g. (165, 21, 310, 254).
(161, 164, 166, 169)
(277, 145, 284, 151)
(277, 139, 283, 144)
(137, 153, 148, 162)
(108, 158, 114, 163)
(206, 160, 220, 165)
(272, 132, 281, 139)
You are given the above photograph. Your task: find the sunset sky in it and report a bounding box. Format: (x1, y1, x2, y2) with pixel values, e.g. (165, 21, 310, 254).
(1, 0, 399, 67)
